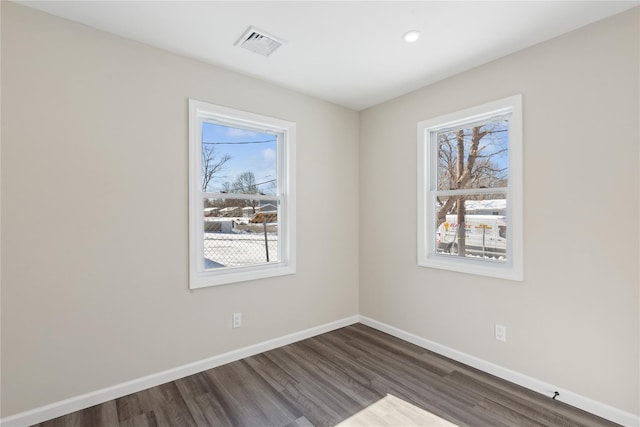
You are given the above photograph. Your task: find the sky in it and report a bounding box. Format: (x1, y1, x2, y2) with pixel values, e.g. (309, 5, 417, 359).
(436, 117, 509, 191)
(202, 121, 278, 193)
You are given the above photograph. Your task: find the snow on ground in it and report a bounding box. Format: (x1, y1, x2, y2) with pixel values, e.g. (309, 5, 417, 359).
(204, 230, 279, 268)
(465, 199, 506, 210)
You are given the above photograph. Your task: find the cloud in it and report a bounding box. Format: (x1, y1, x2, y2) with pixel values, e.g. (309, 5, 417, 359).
(225, 128, 259, 138)
(262, 148, 276, 162)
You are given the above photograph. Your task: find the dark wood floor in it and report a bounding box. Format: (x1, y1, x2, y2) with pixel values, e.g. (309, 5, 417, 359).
(34, 324, 620, 427)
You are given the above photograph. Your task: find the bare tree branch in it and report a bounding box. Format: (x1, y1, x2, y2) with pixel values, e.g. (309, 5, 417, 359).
(202, 146, 231, 192)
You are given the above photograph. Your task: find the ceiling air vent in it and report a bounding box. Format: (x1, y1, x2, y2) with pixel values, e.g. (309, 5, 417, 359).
(235, 26, 285, 57)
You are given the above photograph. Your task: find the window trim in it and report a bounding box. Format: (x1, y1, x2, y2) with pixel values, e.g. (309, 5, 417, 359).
(188, 99, 296, 289)
(417, 95, 523, 281)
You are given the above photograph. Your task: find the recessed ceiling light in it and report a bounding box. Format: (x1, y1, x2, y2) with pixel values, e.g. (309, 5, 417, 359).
(402, 30, 421, 43)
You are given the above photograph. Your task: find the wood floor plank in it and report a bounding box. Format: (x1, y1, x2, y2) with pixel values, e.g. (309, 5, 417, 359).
(263, 345, 367, 425)
(31, 324, 622, 427)
(283, 416, 315, 427)
(36, 399, 119, 427)
(118, 382, 195, 427)
(174, 375, 236, 426)
(367, 369, 509, 427)
(334, 393, 459, 427)
(243, 352, 346, 426)
(286, 341, 382, 406)
(447, 370, 564, 427)
(201, 359, 301, 427)
(118, 412, 158, 427)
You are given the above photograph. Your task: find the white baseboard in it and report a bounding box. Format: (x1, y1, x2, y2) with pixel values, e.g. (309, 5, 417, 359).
(3, 315, 638, 427)
(359, 316, 640, 427)
(0, 315, 360, 427)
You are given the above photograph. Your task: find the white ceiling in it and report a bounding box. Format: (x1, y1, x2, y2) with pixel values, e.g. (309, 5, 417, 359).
(15, 1, 638, 110)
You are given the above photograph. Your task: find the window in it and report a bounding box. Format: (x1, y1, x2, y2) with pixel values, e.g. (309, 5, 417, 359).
(417, 95, 523, 281)
(188, 99, 295, 288)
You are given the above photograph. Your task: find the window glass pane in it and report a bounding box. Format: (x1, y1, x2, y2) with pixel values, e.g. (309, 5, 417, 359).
(203, 198, 280, 269)
(435, 193, 507, 261)
(436, 117, 509, 191)
(202, 122, 278, 196)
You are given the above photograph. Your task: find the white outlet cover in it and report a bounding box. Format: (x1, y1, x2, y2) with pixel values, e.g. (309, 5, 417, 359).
(232, 313, 242, 328)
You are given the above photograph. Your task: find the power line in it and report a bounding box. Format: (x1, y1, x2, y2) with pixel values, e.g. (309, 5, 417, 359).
(254, 179, 276, 187)
(203, 139, 276, 145)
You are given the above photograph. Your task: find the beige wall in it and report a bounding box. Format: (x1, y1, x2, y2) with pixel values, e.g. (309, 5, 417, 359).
(360, 8, 639, 415)
(2, 1, 639, 421)
(0, 2, 359, 416)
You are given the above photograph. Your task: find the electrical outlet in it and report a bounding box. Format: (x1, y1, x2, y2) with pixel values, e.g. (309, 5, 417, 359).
(495, 324, 506, 342)
(232, 312, 242, 328)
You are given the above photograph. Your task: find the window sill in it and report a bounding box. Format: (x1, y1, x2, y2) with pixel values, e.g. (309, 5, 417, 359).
(189, 262, 296, 289)
(418, 255, 523, 281)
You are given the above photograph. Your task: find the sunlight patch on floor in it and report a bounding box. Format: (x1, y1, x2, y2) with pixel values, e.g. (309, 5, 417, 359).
(335, 394, 460, 426)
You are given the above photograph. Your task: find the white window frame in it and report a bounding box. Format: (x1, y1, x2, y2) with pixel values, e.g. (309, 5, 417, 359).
(188, 99, 296, 289)
(417, 95, 523, 281)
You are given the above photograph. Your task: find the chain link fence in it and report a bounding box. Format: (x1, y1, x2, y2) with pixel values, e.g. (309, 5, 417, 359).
(203, 217, 279, 268)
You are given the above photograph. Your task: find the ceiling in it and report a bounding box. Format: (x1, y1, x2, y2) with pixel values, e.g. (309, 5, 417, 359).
(15, 1, 638, 111)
